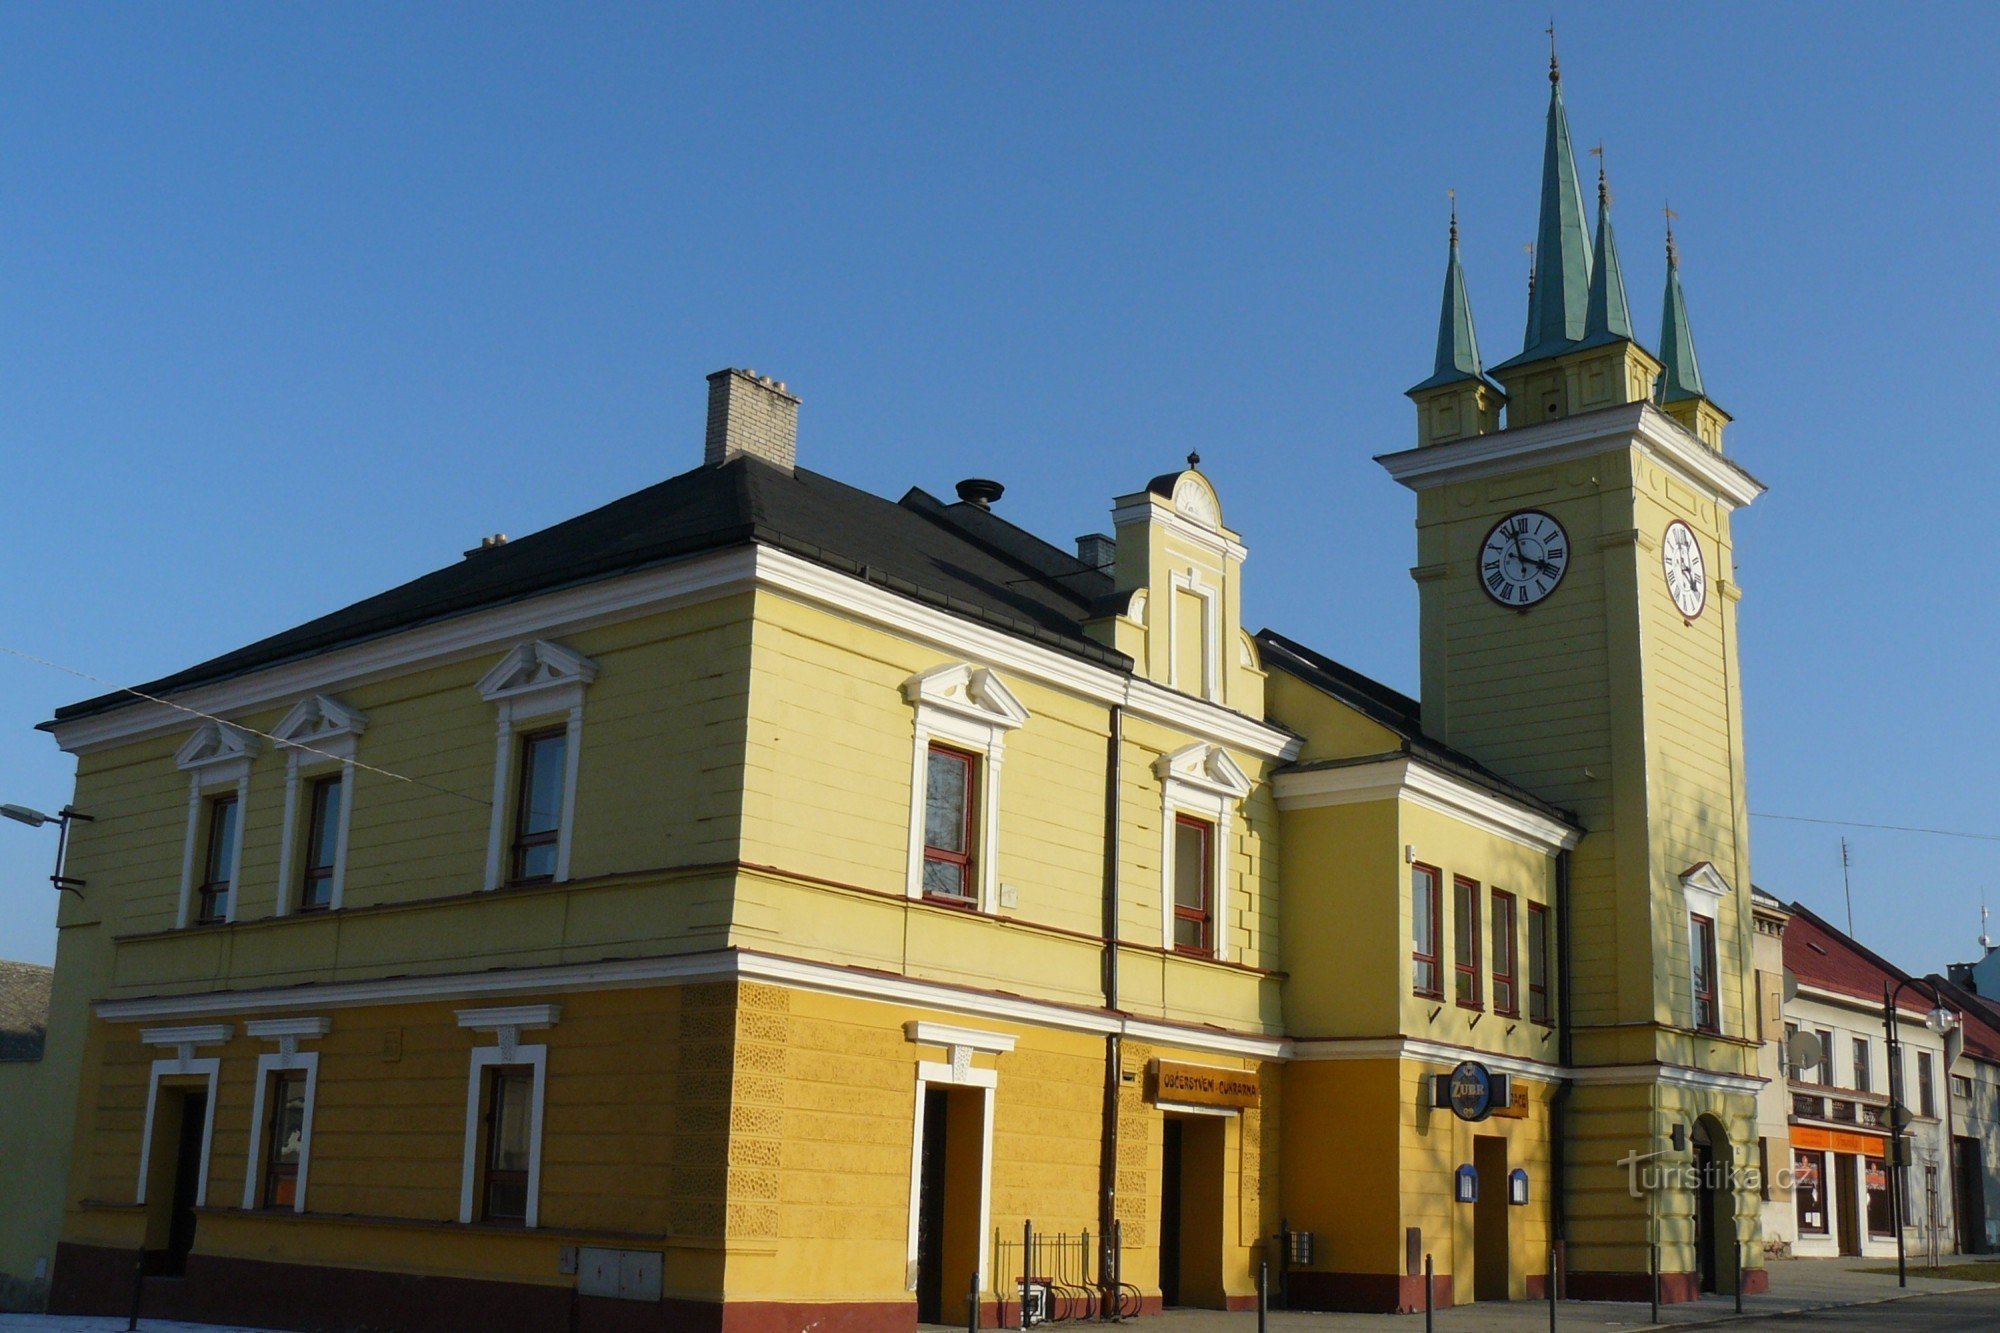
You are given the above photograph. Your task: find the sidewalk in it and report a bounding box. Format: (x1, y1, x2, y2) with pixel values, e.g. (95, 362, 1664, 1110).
(4, 1257, 1995, 1333)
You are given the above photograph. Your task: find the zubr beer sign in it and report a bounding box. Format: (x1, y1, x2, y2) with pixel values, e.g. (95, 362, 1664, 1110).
(1152, 1060, 1260, 1109)
(1430, 1060, 1513, 1123)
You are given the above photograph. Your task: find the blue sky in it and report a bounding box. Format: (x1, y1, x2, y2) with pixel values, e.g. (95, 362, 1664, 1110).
(3, 4, 1997, 978)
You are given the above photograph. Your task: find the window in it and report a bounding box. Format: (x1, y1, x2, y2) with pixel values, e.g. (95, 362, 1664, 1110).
(1852, 1038, 1872, 1093)
(1918, 1050, 1936, 1117)
(1816, 1030, 1836, 1086)
(1412, 865, 1442, 999)
(1172, 816, 1214, 955)
(1454, 877, 1482, 1008)
(481, 1065, 535, 1223)
(510, 728, 567, 883)
(1491, 890, 1518, 1016)
(1783, 1021, 1798, 1078)
(298, 776, 343, 911)
(1954, 1074, 1974, 1099)
(1865, 1156, 1894, 1236)
(196, 795, 240, 924)
(921, 744, 979, 905)
(262, 1070, 308, 1208)
(1757, 1137, 1773, 1202)
(1527, 902, 1551, 1023)
(1793, 1150, 1827, 1234)
(1690, 913, 1719, 1032)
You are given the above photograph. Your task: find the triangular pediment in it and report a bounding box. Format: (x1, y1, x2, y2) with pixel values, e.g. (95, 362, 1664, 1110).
(477, 640, 600, 703)
(1680, 861, 1733, 907)
(273, 694, 368, 748)
(1154, 742, 1253, 799)
(901, 663, 1029, 731)
(175, 722, 261, 772)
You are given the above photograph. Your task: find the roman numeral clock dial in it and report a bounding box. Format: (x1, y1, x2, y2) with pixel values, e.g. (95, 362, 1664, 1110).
(1478, 510, 1569, 608)
(1662, 519, 1707, 619)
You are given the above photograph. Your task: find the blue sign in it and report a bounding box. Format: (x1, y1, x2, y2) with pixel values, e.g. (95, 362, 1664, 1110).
(1448, 1061, 1495, 1122)
(1455, 1164, 1478, 1203)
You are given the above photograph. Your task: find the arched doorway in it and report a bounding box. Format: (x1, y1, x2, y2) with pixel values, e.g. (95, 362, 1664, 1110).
(1690, 1116, 1737, 1294)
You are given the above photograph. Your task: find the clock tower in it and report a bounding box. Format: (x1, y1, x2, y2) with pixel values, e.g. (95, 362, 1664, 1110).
(1381, 55, 1769, 1301)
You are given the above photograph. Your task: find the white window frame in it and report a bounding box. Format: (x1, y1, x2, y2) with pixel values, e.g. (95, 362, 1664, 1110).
(1167, 568, 1221, 702)
(901, 664, 1029, 912)
(456, 1004, 559, 1227)
(240, 1017, 330, 1212)
(135, 1024, 232, 1205)
(902, 1022, 1013, 1295)
(1155, 743, 1252, 961)
(271, 695, 367, 915)
(477, 642, 598, 891)
(174, 724, 260, 927)
(1681, 862, 1730, 1034)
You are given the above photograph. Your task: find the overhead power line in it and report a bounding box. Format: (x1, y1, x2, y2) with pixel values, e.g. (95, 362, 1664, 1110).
(1752, 812, 2000, 844)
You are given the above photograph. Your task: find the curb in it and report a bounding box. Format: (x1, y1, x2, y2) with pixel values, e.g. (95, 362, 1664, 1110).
(1630, 1278, 2000, 1329)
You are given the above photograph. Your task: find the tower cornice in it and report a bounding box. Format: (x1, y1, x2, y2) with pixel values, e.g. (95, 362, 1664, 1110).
(1375, 401, 1764, 510)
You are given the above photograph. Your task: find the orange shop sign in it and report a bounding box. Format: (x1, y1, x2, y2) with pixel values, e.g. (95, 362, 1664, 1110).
(1791, 1125, 1883, 1156)
(1152, 1060, 1260, 1109)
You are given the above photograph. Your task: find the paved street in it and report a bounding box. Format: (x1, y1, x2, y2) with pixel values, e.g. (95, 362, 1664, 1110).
(1721, 1288, 2000, 1329)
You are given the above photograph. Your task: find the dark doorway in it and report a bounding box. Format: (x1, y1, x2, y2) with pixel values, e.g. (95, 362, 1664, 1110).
(1691, 1132, 1718, 1292)
(1690, 1116, 1735, 1293)
(1833, 1153, 1862, 1257)
(161, 1090, 207, 1276)
(914, 1085, 983, 1325)
(1159, 1119, 1184, 1306)
(915, 1086, 949, 1323)
(1473, 1136, 1509, 1300)
(1957, 1138, 1986, 1255)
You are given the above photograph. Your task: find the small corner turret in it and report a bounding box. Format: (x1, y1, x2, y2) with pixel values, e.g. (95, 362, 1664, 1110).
(1406, 197, 1505, 446)
(1656, 222, 1731, 449)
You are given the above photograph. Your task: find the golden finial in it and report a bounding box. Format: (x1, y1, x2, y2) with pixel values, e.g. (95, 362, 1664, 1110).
(1547, 18, 1560, 83)
(1663, 201, 1679, 267)
(1449, 187, 1458, 245)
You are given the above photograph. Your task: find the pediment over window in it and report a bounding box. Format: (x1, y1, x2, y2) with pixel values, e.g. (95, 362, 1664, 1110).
(175, 722, 261, 774)
(901, 663, 1030, 733)
(1680, 861, 1732, 911)
(273, 694, 369, 750)
(477, 640, 600, 706)
(1154, 742, 1253, 801)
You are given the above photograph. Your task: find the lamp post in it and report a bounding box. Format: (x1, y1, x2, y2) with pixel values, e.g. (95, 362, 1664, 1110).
(1, 803, 94, 897)
(1882, 976, 1955, 1288)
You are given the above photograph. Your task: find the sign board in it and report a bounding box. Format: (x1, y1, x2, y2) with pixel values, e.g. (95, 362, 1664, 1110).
(1441, 1061, 1510, 1123)
(1490, 1083, 1530, 1120)
(1152, 1060, 1259, 1109)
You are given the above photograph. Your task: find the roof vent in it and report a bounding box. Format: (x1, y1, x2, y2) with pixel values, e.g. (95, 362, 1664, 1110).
(955, 479, 1005, 510)
(706, 368, 799, 473)
(1075, 533, 1116, 570)
(463, 533, 510, 558)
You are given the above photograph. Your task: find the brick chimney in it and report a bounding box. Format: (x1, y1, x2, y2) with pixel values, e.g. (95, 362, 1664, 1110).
(705, 368, 799, 473)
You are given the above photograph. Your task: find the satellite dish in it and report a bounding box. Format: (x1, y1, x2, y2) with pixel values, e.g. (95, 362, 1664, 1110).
(1782, 969, 1799, 1002)
(1787, 1030, 1823, 1071)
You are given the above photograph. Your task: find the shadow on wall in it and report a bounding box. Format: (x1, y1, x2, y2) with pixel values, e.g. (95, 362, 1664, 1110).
(0, 1273, 49, 1313)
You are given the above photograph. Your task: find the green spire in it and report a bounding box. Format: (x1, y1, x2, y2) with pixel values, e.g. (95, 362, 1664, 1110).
(1524, 59, 1592, 352)
(1408, 199, 1486, 393)
(1657, 224, 1706, 402)
(1582, 163, 1633, 343)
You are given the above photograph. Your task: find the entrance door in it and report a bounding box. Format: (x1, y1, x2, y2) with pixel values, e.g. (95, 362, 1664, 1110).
(1473, 1136, 1509, 1300)
(1691, 1134, 1718, 1292)
(1159, 1119, 1183, 1306)
(914, 1086, 983, 1325)
(1956, 1138, 1986, 1255)
(1833, 1154, 1862, 1257)
(163, 1090, 207, 1276)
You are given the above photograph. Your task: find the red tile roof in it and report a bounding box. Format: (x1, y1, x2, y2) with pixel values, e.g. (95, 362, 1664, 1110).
(1784, 902, 1948, 1019)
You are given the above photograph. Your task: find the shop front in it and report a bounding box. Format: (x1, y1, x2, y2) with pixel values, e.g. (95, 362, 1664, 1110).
(1790, 1126, 1896, 1259)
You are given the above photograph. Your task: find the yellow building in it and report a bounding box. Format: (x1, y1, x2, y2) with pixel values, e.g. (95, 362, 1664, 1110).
(20, 61, 1770, 1332)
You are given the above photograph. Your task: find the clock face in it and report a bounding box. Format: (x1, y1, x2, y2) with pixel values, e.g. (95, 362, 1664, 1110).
(1662, 520, 1707, 618)
(1478, 511, 1569, 608)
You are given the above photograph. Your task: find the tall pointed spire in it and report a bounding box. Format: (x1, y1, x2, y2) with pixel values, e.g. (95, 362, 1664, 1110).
(1410, 194, 1485, 390)
(1521, 44, 1593, 355)
(1656, 217, 1705, 401)
(1406, 196, 1505, 445)
(1582, 155, 1633, 343)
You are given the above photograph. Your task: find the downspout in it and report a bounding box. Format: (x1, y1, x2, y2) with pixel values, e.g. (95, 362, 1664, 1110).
(1552, 846, 1574, 1263)
(1099, 705, 1124, 1315)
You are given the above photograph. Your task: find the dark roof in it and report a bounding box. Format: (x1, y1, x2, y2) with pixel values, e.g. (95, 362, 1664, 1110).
(1784, 901, 1942, 1018)
(51, 459, 1124, 724)
(1928, 974, 2000, 1063)
(1254, 629, 1578, 828)
(0, 960, 52, 1062)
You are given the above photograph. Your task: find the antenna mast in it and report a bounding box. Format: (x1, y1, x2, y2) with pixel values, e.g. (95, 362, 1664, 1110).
(1840, 837, 1855, 936)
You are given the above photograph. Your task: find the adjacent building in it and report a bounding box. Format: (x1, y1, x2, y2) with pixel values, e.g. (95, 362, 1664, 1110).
(1936, 973, 2000, 1253)
(0, 958, 57, 1308)
(21, 60, 1778, 1332)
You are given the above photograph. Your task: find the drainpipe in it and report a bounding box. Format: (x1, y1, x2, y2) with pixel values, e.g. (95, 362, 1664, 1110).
(1099, 705, 1124, 1315)
(1551, 847, 1574, 1255)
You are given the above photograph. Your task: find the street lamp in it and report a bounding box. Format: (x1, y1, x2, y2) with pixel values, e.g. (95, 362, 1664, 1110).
(1, 802, 94, 897)
(1883, 976, 1956, 1288)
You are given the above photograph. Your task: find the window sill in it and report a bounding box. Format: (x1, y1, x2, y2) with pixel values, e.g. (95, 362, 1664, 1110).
(1455, 1001, 1485, 1013)
(1172, 946, 1215, 959)
(1413, 990, 1444, 1002)
(921, 893, 979, 911)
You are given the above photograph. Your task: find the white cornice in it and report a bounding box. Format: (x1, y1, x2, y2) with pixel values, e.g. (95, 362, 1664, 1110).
(1375, 401, 1766, 511)
(243, 1016, 331, 1041)
(1565, 1062, 1765, 1095)
(457, 1003, 562, 1031)
(1289, 1036, 1563, 1085)
(139, 1023, 233, 1048)
(903, 1021, 1019, 1054)
(51, 543, 1299, 764)
(1273, 756, 1580, 853)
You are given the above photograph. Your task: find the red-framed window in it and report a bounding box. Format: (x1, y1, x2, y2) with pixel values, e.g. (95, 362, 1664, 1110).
(1491, 890, 1519, 1017)
(298, 774, 343, 911)
(1453, 876, 1482, 1009)
(1527, 901, 1551, 1024)
(510, 728, 567, 883)
(921, 743, 979, 905)
(1691, 913, 1720, 1033)
(262, 1069, 308, 1208)
(1411, 864, 1443, 999)
(195, 794, 240, 924)
(481, 1065, 534, 1224)
(1171, 815, 1214, 956)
